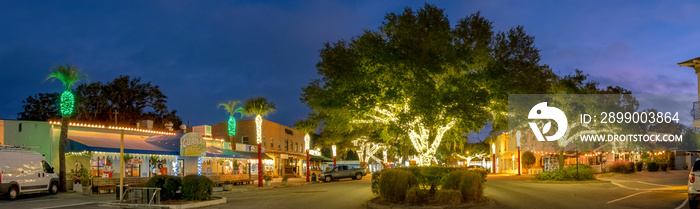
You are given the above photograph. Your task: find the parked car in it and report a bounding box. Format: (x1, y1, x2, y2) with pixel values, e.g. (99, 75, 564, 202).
(0, 145, 59, 200)
(319, 165, 366, 182)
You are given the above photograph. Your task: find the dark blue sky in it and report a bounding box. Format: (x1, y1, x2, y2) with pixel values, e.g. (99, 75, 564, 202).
(1, 1, 699, 135)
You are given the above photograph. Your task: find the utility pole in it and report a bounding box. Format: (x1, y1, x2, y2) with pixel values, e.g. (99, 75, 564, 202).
(113, 109, 119, 125)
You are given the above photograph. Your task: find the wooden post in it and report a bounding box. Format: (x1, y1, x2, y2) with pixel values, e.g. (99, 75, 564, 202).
(119, 129, 124, 201)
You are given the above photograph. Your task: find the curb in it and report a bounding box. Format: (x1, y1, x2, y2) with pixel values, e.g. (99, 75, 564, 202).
(366, 198, 495, 209)
(109, 196, 226, 209)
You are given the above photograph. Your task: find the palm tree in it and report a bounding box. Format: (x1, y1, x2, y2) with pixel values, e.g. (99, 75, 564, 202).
(243, 97, 275, 187)
(294, 119, 317, 182)
(47, 64, 84, 192)
(218, 100, 244, 151)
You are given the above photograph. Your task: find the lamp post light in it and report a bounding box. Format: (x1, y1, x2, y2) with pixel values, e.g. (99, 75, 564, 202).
(492, 143, 496, 173)
(516, 131, 521, 175)
(305, 134, 310, 182)
(332, 145, 337, 167)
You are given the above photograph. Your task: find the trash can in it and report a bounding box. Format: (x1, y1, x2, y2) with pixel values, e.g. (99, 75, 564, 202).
(311, 173, 317, 182)
(116, 184, 129, 200)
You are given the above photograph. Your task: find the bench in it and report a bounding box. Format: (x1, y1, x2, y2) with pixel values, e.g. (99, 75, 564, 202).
(92, 177, 149, 194)
(219, 174, 255, 185)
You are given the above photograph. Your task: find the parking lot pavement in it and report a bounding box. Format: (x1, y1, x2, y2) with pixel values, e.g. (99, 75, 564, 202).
(485, 172, 688, 209)
(0, 191, 117, 209)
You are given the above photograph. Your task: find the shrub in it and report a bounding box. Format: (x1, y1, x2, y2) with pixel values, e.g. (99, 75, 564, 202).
(371, 171, 381, 194)
(442, 170, 484, 202)
(522, 151, 536, 170)
(379, 169, 418, 203)
(435, 189, 462, 205)
(609, 161, 633, 174)
(146, 175, 181, 201)
(635, 162, 643, 171)
(181, 175, 213, 201)
(535, 164, 594, 181)
(628, 162, 635, 173)
(646, 162, 658, 172)
(659, 162, 668, 171)
(405, 187, 425, 205)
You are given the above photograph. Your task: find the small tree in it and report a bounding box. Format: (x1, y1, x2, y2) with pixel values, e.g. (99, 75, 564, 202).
(521, 151, 536, 170)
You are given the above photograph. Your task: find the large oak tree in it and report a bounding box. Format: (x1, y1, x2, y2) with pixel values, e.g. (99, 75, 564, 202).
(302, 4, 555, 166)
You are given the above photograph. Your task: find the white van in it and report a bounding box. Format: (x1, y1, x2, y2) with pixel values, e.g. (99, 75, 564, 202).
(0, 145, 59, 200)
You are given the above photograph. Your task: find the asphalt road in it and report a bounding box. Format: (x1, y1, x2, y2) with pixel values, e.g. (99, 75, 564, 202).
(205, 177, 372, 209)
(485, 174, 688, 209)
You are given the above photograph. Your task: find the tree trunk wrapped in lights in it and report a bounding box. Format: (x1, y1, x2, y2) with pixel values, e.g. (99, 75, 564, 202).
(243, 97, 275, 188)
(353, 137, 382, 166)
(256, 115, 263, 187)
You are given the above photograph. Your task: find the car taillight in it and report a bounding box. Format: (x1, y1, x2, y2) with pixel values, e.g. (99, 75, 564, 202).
(0, 172, 2, 183)
(691, 174, 695, 183)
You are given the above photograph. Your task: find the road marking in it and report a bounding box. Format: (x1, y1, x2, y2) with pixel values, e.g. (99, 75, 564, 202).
(675, 198, 688, 209)
(636, 181, 669, 187)
(606, 191, 651, 204)
(34, 202, 96, 209)
(611, 181, 640, 190)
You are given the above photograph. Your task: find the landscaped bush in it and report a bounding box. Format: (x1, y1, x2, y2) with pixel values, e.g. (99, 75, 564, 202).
(379, 169, 418, 203)
(441, 170, 485, 202)
(371, 171, 381, 194)
(646, 162, 658, 172)
(609, 161, 634, 174)
(535, 164, 595, 181)
(181, 175, 213, 201)
(396, 166, 459, 192)
(658, 162, 668, 171)
(635, 162, 643, 171)
(435, 189, 462, 205)
(405, 187, 425, 205)
(145, 175, 181, 200)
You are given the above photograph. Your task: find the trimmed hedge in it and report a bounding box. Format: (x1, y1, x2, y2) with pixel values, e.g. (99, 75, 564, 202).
(635, 162, 643, 171)
(371, 171, 381, 195)
(182, 175, 213, 201)
(535, 164, 595, 181)
(659, 162, 668, 171)
(646, 162, 658, 172)
(609, 161, 634, 174)
(435, 189, 462, 205)
(441, 170, 484, 201)
(379, 169, 418, 203)
(145, 175, 181, 200)
(405, 187, 424, 205)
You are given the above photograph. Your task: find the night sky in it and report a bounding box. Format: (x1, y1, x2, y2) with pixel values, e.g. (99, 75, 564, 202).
(1, 1, 699, 138)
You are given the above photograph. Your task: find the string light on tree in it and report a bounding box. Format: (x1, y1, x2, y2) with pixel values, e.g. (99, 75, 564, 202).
(60, 91, 75, 116)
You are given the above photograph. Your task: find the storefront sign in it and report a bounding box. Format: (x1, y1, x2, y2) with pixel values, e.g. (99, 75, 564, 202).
(180, 133, 206, 156)
(128, 158, 144, 164)
(281, 154, 288, 159)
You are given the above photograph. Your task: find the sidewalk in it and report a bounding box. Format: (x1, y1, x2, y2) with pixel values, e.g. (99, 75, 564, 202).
(216, 177, 317, 193)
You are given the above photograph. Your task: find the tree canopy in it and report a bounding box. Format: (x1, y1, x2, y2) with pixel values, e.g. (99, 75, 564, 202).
(18, 75, 182, 130)
(301, 4, 555, 165)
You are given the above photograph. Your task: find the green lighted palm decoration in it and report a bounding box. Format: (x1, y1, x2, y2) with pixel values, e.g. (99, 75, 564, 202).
(218, 100, 244, 144)
(48, 65, 84, 116)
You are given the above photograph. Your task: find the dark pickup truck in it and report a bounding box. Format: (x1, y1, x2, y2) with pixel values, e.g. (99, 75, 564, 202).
(319, 165, 367, 182)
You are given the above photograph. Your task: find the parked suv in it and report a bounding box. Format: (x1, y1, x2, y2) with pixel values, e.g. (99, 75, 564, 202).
(0, 145, 59, 200)
(319, 165, 366, 182)
(689, 159, 700, 209)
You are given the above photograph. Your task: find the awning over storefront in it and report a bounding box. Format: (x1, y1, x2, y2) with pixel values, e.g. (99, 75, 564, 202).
(232, 151, 273, 160)
(66, 136, 178, 155)
(310, 155, 334, 162)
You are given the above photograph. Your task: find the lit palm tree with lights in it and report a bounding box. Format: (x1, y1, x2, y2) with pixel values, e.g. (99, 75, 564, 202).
(47, 64, 85, 192)
(218, 100, 244, 151)
(294, 119, 317, 182)
(243, 97, 276, 187)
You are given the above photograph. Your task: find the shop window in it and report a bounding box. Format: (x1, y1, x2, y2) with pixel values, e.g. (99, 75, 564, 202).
(125, 163, 140, 177)
(271, 138, 274, 149)
(177, 159, 185, 176)
(262, 137, 266, 147)
(242, 136, 249, 144)
(278, 139, 281, 150)
(285, 140, 289, 151)
(90, 157, 106, 177)
(295, 143, 299, 152)
(18, 123, 22, 132)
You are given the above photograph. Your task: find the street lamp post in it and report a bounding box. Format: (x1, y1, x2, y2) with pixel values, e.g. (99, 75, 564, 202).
(516, 131, 521, 175)
(332, 145, 337, 167)
(492, 143, 496, 173)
